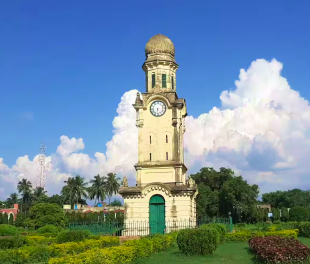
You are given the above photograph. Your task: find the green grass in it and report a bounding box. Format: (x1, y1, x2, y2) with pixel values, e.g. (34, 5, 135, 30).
(133, 238, 310, 264)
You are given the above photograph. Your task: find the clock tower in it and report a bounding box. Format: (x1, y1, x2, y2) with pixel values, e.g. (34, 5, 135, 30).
(119, 34, 198, 235)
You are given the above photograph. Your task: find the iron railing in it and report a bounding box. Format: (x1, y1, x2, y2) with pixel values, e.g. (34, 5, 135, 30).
(69, 217, 233, 236)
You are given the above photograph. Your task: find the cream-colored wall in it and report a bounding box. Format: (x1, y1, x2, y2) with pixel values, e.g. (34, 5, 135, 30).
(139, 99, 174, 163)
(145, 64, 176, 92)
(140, 167, 175, 184)
(123, 189, 194, 222)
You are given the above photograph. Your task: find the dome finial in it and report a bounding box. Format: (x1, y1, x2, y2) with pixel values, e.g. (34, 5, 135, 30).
(145, 34, 175, 57)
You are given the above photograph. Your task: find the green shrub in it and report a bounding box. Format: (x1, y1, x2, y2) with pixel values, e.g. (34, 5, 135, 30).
(200, 223, 226, 243)
(289, 207, 309, 222)
(37, 225, 62, 234)
(225, 229, 298, 241)
(25, 236, 56, 246)
(0, 236, 27, 249)
(0, 245, 50, 264)
(274, 220, 281, 224)
(56, 230, 92, 244)
(177, 228, 220, 255)
(0, 224, 20, 236)
(300, 222, 310, 238)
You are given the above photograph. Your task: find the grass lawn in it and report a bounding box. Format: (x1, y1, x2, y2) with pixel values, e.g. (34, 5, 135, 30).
(133, 237, 310, 264)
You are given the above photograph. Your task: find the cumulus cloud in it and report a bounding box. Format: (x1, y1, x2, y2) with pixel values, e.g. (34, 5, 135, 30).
(1, 58, 310, 200)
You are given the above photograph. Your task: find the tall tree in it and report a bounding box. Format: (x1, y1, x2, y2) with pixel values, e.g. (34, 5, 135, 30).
(17, 178, 33, 211)
(190, 167, 259, 222)
(61, 175, 88, 208)
(105, 173, 121, 205)
(6, 193, 19, 208)
(88, 174, 106, 205)
(33, 187, 48, 201)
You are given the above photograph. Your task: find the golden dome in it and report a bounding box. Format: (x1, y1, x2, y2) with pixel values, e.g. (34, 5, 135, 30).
(145, 34, 175, 57)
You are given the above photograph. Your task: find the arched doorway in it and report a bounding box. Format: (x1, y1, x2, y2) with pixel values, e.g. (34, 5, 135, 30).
(149, 195, 165, 234)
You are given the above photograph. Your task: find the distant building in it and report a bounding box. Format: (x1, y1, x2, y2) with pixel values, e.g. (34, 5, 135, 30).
(0, 204, 19, 220)
(63, 203, 124, 214)
(257, 204, 271, 212)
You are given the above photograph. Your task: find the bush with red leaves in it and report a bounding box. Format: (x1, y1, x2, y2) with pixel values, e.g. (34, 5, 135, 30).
(249, 236, 309, 264)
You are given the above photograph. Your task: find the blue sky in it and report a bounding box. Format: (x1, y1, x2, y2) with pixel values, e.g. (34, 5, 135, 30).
(1, 0, 310, 198)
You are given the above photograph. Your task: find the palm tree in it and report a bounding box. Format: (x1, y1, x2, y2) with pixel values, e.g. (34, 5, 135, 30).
(61, 175, 88, 209)
(88, 174, 107, 206)
(105, 173, 121, 206)
(33, 187, 47, 201)
(6, 193, 19, 207)
(17, 178, 33, 211)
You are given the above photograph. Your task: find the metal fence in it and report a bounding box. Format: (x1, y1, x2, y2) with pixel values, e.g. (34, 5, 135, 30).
(69, 217, 233, 237)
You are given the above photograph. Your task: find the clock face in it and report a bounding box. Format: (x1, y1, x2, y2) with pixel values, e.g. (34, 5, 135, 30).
(150, 100, 166, 117)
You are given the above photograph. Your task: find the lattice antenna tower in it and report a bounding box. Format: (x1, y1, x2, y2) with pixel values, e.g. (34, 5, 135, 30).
(36, 141, 46, 190)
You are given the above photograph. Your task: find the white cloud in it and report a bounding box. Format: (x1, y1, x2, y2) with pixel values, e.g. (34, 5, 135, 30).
(1, 59, 310, 200)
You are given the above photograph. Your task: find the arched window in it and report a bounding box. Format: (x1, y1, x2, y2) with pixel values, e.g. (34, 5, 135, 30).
(162, 74, 167, 88)
(166, 135, 168, 143)
(150, 153, 152, 161)
(171, 76, 174, 90)
(152, 74, 156, 88)
(150, 135, 152, 144)
(166, 152, 168, 160)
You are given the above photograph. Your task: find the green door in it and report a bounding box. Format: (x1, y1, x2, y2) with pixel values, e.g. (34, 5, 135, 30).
(149, 195, 165, 234)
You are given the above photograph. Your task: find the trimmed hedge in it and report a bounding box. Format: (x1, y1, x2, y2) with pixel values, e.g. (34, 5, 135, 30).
(48, 233, 175, 264)
(0, 236, 120, 263)
(226, 229, 298, 241)
(0, 225, 20, 236)
(177, 227, 220, 255)
(56, 230, 92, 244)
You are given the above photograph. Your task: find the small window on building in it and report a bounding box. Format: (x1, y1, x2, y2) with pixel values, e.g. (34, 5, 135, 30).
(166, 135, 168, 143)
(150, 153, 152, 161)
(171, 76, 174, 90)
(162, 74, 167, 88)
(150, 136, 152, 144)
(166, 152, 168, 160)
(152, 74, 156, 88)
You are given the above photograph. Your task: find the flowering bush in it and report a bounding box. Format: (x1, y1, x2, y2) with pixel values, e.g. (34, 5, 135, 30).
(249, 236, 310, 263)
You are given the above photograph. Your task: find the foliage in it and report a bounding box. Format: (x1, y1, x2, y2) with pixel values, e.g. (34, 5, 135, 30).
(61, 175, 88, 208)
(271, 207, 280, 221)
(225, 229, 298, 241)
(0, 224, 20, 236)
(200, 223, 226, 243)
(249, 236, 309, 264)
(14, 212, 28, 227)
(110, 199, 122, 206)
(105, 173, 121, 205)
(25, 203, 67, 228)
(56, 230, 92, 244)
(0, 236, 27, 249)
(88, 174, 106, 205)
(2, 213, 8, 224)
(17, 178, 33, 210)
(262, 189, 310, 209)
(37, 225, 62, 234)
(190, 167, 259, 222)
(49, 233, 175, 264)
(0, 245, 50, 264)
(25, 236, 56, 246)
(48, 236, 119, 257)
(177, 227, 220, 255)
(6, 193, 19, 208)
(289, 206, 309, 222)
(8, 214, 13, 225)
(280, 207, 289, 222)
